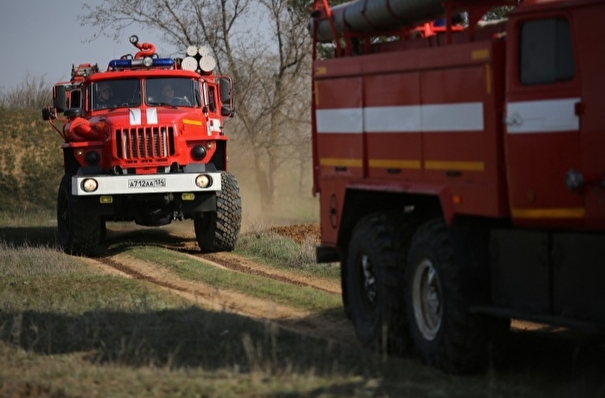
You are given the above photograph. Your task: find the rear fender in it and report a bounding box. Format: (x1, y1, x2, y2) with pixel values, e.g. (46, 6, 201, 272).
(336, 183, 455, 250)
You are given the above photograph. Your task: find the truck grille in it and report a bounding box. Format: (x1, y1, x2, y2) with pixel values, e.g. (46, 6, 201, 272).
(116, 126, 175, 162)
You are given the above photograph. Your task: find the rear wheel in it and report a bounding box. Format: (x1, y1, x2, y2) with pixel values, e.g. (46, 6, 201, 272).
(346, 213, 410, 356)
(194, 171, 242, 253)
(57, 175, 102, 256)
(405, 218, 492, 374)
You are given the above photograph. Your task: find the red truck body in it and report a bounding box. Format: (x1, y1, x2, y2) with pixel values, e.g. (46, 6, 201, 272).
(44, 36, 241, 257)
(310, 0, 605, 373)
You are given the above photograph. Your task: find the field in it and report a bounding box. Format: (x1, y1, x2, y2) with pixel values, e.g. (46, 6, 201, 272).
(1, 110, 604, 397)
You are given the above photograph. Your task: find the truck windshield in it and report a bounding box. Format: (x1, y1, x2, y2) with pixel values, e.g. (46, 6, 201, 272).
(92, 79, 141, 110)
(146, 78, 198, 108)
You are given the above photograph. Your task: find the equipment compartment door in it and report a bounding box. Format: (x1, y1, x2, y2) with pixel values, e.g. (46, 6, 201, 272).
(314, 73, 364, 179)
(504, 15, 583, 228)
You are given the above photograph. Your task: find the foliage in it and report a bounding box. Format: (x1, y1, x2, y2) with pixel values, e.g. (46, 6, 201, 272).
(0, 109, 64, 212)
(0, 75, 53, 110)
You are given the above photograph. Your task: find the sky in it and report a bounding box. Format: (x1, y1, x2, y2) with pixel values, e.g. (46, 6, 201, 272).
(0, 0, 169, 91)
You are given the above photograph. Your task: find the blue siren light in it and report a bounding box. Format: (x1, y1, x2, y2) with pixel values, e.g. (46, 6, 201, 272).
(153, 58, 175, 67)
(108, 59, 131, 69)
(108, 58, 174, 69)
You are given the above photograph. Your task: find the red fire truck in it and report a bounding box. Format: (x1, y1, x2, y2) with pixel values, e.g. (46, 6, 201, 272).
(309, 0, 605, 373)
(43, 35, 241, 257)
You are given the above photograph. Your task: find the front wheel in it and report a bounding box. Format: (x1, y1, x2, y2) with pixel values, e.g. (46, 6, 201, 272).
(346, 213, 410, 356)
(57, 175, 102, 256)
(194, 171, 242, 253)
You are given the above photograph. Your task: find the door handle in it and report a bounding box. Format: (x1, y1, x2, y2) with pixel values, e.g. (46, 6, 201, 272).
(565, 169, 584, 192)
(504, 112, 522, 127)
(566, 168, 605, 192)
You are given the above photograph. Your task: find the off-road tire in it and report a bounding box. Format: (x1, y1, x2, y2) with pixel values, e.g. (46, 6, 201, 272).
(405, 218, 492, 374)
(194, 171, 242, 253)
(57, 175, 102, 257)
(346, 213, 410, 356)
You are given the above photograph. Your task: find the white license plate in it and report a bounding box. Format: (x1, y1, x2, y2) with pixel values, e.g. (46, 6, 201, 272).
(128, 178, 167, 188)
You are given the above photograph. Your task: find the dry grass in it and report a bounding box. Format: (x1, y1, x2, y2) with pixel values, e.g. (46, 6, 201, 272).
(0, 247, 541, 398)
(0, 109, 64, 212)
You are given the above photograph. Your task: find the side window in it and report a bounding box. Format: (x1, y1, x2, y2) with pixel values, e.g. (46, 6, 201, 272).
(519, 18, 574, 85)
(208, 86, 217, 113)
(69, 90, 82, 109)
(192, 80, 201, 107)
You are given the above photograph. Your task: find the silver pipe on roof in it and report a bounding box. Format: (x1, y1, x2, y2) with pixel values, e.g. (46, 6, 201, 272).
(311, 0, 451, 42)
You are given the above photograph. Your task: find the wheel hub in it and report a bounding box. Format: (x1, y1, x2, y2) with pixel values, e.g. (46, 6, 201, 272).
(412, 259, 442, 341)
(361, 254, 377, 304)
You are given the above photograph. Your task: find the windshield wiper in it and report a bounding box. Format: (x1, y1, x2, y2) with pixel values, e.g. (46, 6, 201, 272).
(107, 102, 141, 111)
(148, 101, 178, 109)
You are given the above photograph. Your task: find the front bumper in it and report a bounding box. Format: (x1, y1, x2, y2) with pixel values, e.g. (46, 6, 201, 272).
(71, 172, 222, 196)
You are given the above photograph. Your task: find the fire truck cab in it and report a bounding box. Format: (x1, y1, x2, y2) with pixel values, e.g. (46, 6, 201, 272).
(43, 36, 241, 257)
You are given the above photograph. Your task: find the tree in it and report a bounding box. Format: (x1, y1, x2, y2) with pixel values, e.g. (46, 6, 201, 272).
(80, 0, 312, 209)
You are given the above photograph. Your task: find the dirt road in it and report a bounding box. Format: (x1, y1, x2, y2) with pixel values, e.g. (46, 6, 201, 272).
(84, 223, 357, 346)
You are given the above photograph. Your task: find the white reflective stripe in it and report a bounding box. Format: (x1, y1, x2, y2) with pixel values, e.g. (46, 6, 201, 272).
(147, 108, 158, 125)
(129, 109, 141, 125)
(72, 173, 222, 196)
(316, 102, 484, 133)
(421, 102, 483, 132)
(316, 108, 363, 133)
(364, 106, 421, 132)
(506, 98, 580, 133)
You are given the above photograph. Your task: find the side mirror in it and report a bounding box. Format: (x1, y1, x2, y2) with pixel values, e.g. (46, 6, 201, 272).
(54, 85, 67, 112)
(218, 77, 234, 117)
(41, 107, 56, 121)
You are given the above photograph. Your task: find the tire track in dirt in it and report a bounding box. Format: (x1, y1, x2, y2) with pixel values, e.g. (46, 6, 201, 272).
(198, 252, 340, 295)
(103, 226, 341, 295)
(85, 251, 357, 346)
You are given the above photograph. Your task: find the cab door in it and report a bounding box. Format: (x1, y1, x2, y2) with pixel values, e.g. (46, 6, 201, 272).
(504, 13, 584, 228)
(573, 4, 605, 230)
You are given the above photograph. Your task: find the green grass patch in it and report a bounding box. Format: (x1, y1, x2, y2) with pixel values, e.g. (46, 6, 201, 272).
(0, 241, 189, 314)
(125, 246, 342, 314)
(235, 230, 340, 281)
(0, 209, 56, 227)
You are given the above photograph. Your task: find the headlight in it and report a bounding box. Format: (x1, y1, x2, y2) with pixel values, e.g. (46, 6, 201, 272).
(81, 178, 98, 193)
(195, 174, 212, 188)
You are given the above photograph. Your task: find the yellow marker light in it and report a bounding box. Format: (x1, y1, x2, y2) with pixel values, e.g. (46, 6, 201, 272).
(182, 193, 195, 201)
(100, 196, 113, 204)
